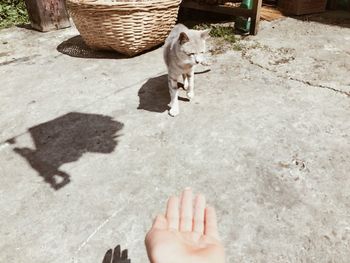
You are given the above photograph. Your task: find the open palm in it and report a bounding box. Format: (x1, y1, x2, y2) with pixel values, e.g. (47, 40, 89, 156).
(145, 189, 225, 263)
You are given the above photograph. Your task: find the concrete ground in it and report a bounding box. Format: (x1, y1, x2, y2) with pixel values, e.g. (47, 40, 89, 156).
(0, 11, 349, 263)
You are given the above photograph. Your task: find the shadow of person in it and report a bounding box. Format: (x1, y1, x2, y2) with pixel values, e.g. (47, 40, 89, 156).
(57, 35, 127, 59)
(137, 74, 170, 113)
(12, 112, 124, 190)
(102, 245, 130, 263)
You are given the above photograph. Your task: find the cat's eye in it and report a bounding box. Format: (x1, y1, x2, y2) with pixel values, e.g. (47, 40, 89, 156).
(187, 53, 195, 56)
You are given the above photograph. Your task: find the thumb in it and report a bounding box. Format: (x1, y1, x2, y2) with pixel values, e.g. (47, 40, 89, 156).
(152, 214, 168, 230)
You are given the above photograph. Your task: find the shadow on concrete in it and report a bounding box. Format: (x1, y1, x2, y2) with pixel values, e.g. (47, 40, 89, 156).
(102, 245, 130, 263)
(292, 11, 350, 28)
(57, 35, 128, 59)
(10, 112, 124, 190)
(0, 55, 39, 66)
(137, 74, 170, 113)
(16, 23, 35, 31)
(138, 74, 194, 113)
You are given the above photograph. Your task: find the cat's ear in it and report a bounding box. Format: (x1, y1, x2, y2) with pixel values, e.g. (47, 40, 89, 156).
(200, 29, 210, 40)
(179, 32, 189, 45)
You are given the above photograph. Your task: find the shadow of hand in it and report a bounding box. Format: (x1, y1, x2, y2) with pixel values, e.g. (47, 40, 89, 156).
(102, 245, 130, 263)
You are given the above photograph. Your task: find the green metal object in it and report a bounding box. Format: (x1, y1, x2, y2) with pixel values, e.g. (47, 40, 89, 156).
(235, 0, 253, 34)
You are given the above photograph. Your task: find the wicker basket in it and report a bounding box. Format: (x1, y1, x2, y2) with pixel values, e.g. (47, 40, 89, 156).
(67, 0, 181, 56)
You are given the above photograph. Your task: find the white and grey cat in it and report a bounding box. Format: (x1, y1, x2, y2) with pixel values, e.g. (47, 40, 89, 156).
(163, 24, 210, 117)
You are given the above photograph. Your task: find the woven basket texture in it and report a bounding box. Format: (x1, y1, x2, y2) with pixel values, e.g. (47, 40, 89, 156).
(67, 0, 181, 56)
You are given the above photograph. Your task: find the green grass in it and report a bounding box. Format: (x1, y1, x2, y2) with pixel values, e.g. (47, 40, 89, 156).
(210, 26, 236, 43)
(0, 0, 29, 29)
(194, 24, 236, 43)
(232, 42, 243, 51)
(194, 24, 243, 52)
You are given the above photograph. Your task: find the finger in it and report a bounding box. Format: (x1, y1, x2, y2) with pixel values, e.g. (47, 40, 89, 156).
(121, 249, 128, 260)
(102, 249, 112, 263)
(193, 194, 206, 234)
(166, 196, 180, 230)
(180, 188, 193, 232)
(112, 245, 120, 263)
(152, 214, 167, 230)
(204, 206, 219, 239)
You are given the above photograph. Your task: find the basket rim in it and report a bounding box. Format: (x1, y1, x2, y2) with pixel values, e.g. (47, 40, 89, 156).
(67, 0, 182, 8)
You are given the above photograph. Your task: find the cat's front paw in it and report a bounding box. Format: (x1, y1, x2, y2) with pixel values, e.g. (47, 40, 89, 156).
(187, 91, 195, 100)
(169, 107, 179, 117)
(183, 79, 189, 90)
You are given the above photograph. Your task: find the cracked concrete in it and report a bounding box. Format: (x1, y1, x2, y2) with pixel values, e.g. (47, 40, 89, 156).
(240, 17, 350, 96)
(1, 12, 350, 263)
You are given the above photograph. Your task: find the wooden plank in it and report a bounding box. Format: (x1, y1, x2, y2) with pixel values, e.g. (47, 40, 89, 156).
(250, 0, 262, 35)
(181, 1, 255, 17)
(260, 6, 284, 21)
(24, 0, 70, 32)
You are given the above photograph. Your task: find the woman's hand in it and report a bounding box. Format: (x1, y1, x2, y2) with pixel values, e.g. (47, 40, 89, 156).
(145, 188, 225, 263)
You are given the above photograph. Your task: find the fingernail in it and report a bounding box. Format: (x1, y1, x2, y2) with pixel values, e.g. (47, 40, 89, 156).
(185, 187, 191, 190)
